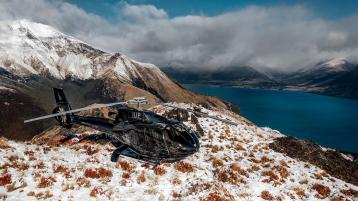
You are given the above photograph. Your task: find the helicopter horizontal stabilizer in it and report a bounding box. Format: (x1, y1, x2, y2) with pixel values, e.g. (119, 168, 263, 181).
(24, 88, 129, 124)
(163, 104, 238, 126)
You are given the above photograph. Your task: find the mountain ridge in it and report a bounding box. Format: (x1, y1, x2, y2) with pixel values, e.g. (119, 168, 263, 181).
(162, 58, 358, 99)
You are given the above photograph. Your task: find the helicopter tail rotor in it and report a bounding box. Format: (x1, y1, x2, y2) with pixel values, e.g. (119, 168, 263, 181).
(52, 88, 74, 128)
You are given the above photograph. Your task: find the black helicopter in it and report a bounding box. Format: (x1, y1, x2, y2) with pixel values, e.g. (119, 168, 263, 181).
(24, 88, 237, 164)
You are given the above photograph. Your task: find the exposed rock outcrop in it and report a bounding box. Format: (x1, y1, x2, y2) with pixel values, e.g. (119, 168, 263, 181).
(269, 136, 358, 185)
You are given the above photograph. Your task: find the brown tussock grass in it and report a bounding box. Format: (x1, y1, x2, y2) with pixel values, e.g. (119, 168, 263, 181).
(261, 190, 273, 200)
(341, 188, 358, 197)
(312, 183, 331, 199)
(175, 161, 194, 173)
(37, 177, 56, 188)
(0, 137, 11, 149)
(154, 166, 167, 176)
(84, 167, 113, 179)
(117, 160, 134, 172)
(137, 171, 146, 183)
(76, 177, 91, 188)
(212, 158, 224, 168)
(293, 188, 306, 198)
(27, 190, 53, 199)
(0, 174, 11, 186)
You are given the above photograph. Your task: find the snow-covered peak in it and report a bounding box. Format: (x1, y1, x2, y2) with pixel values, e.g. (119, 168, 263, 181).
(316, 58, 351, 72)
(323, 58, 348, 67)
(8, 19, 64, 38)
(0, 19, 161, 81)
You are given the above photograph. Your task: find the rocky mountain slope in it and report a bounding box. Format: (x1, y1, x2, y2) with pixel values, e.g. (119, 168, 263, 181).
(0, 104, 357, 200)
(0, 20, 232, 139)
(163, 58, 358, 99)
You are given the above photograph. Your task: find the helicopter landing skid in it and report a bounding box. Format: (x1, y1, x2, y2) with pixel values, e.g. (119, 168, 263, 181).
(111, 145, 127, 162)
(120, 147, 184, 165)
(78, 133, 122, 147)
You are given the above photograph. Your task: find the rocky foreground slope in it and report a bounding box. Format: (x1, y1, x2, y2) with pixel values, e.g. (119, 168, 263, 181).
(0, 104, 356, 201)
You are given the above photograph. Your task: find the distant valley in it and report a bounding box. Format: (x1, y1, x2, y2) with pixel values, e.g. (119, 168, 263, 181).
(162, 58, 358, 99)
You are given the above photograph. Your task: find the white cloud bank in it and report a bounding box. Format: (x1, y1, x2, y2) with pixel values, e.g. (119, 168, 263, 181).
(1, 0, 357, 72)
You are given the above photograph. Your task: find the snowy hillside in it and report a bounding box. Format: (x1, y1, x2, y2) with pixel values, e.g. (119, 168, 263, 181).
(0, 104, 356, 201)
(0, 19, 163, 81)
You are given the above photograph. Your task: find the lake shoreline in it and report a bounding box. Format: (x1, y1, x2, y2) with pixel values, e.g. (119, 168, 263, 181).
(180, 81, 358, 101)
(184, 84, 358, 153)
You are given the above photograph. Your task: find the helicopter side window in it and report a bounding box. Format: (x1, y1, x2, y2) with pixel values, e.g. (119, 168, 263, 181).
(128, 110, 146, 120)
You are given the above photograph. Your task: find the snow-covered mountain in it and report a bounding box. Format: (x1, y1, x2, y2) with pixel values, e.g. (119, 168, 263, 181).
(313, 58, 355, 73)
(0, 104, 357, 200)
(0, 19, 232, 140)
(281, 58, 358, 98)
(0, 19, 162, 81)
(291, 58, 356, 81)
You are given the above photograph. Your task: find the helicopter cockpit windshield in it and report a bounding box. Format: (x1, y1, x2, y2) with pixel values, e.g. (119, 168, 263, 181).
(165, 123, 197, 152)
(144, 112, 173, 124)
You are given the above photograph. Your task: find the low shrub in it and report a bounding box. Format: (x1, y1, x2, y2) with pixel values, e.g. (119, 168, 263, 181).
(261, 190, 273, 200)
(117, 160, 134, 172)
(154, 166, 167, 176)
(76, 177, 91, 188)
(200, 192, 227, 201)
(122, 173, 130, 179)
(217, 169, 246, 185)
(37, 177, 56, 188)
(175, 161, 194, 173)
(0, 175, 11, 186)
(341, 188, 358, 197)
(84, 167, 113, 179)
(90, 186, 103, 197)
(137, 171, 146, 183)
(312, 183, 331, 199)
(86, 146, 99, 155)
(212, 159, 224, 168)
(261, 170, 279, 181)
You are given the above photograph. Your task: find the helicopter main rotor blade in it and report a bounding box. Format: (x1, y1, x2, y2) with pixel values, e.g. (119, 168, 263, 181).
(24, 101, 127, 123)
(163, 104, 238, 126)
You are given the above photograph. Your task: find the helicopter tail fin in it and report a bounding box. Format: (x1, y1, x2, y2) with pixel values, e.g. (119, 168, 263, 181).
(53, 88, 72, 109)
(52, 88, 73, 128)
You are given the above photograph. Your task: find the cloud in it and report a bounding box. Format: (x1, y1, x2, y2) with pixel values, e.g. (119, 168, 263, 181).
(119, 2, 168, 22)
(0, 0, 357, 72)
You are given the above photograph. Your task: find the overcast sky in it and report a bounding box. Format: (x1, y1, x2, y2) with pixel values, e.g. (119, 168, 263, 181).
(0, 0, 357, 72)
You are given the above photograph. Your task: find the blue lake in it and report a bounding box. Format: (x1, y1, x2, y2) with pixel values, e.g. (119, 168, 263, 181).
(184, 84, 358, 153)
